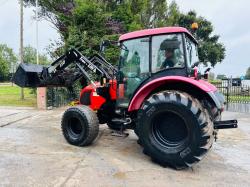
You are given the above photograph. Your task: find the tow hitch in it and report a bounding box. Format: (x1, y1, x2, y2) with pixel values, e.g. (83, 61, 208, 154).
(214, 120, 238, 129)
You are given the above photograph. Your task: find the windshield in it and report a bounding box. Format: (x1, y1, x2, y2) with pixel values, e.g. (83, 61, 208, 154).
(152, 34, 185, 73)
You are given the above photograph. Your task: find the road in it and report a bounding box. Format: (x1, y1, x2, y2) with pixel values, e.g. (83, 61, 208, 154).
(0, 106, 249, 186)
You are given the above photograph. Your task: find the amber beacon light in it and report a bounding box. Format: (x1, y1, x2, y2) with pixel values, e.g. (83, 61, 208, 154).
(191, 22, 199, 30)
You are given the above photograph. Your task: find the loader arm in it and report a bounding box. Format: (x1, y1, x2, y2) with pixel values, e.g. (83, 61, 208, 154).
(89, 53, 118, 77)
(13, 49, 116, 88)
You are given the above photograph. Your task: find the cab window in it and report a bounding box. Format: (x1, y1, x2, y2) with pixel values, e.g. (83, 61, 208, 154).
(152, 34, 185, 73)
(185, 36, 199, 68)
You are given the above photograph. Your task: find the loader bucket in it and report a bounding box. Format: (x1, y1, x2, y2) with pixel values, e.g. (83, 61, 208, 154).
(13, 63, 45, 88)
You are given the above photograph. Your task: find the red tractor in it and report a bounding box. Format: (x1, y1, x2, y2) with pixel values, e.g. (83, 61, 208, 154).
(13, 27, 237, 169)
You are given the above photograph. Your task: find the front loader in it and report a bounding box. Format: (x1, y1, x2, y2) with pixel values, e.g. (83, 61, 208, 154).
(13, 27, 237, 169)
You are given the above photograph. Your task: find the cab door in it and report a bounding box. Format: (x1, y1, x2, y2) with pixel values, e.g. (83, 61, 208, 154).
(117, 37, 150, 108)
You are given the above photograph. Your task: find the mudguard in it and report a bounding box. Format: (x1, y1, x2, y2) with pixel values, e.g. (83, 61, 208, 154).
(128, 76, 223, 112)
(79, 80, 117, 111)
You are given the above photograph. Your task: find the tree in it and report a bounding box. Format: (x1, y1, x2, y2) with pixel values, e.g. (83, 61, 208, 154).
(24, 46, 51, 65)
(24, 0, 226, 67)
(165, 6, 225, 67)
(165, 1, 180, 26)
(24, 0, 75, 35)
(245, 67, 250, 80)
(0, 44, 17, 81)
(0, 55, 9, 81)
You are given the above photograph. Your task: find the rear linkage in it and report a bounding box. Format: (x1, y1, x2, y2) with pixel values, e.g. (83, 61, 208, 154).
(214, 120, 238, 130)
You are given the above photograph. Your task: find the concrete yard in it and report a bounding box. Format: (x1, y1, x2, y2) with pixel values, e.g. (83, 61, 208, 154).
(0, 106, 249, 186)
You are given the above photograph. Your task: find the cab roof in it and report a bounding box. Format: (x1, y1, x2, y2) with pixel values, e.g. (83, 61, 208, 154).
(119, 27, 197, 43)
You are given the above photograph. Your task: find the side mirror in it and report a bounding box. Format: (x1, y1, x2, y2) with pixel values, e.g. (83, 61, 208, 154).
(191, 61, 200, 68)
(203, 68, 211, 80)
(100, 40, 111, 54)
(204, 68, 211, 74)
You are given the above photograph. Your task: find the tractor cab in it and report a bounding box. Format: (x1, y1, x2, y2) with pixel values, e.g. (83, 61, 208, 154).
(117, 27, 199, 108)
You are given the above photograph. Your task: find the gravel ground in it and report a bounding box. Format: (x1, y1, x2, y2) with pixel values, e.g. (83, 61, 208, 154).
(0, 106, 249, 186)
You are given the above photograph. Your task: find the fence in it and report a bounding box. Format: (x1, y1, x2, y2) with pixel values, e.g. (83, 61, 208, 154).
(213, 79, 250, 113)
(47, 87, 80, 108)
(46, 80, 250, 113)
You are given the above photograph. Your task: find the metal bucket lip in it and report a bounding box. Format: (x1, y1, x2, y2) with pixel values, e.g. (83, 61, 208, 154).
(12, 63, 45, 87)
(19, 63, 45, 73)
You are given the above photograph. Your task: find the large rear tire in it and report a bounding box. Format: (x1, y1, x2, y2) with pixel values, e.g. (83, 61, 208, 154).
(137, 91, 214, 169)
(61, 106, 99, 146)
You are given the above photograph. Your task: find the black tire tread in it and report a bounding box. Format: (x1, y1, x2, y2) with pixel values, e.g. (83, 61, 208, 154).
(61, 106, 99, 146)
(137, 90, 214, 169)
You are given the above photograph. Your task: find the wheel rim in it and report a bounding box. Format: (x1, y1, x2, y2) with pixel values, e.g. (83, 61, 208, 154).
(68, 117, 83, 138)
(151, 111, 188, 148)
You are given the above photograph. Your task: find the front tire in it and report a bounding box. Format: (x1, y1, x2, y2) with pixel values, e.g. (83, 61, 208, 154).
(137, 91, 214, 169)
(61, 106, 99, 146)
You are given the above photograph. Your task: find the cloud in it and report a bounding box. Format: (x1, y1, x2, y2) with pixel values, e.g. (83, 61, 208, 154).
(0, 0, 249, 76)
(174, 0, 250, 77)
(225, 32, 250, 49)
(0, 1, 59, 55)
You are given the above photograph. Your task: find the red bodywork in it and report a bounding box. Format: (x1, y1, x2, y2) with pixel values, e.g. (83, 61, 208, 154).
(128, 76, 217, 112)
(80, 27, 217, 112)
(119, 27, 197, 43)
(79, 80, 117, 110)
(79, 76, 217, 112)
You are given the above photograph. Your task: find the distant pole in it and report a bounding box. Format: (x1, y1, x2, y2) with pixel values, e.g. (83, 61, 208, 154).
(11, 62, 14, 87)
(36, 0, 39, 65)
(36, 0, 41, 109)
(20, 0, 24, 100)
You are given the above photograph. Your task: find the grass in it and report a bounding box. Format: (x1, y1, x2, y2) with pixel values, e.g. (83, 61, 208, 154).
(228, 95, 250, 103)
(0, 84, 36, 107)
(209, 80, 222, 84)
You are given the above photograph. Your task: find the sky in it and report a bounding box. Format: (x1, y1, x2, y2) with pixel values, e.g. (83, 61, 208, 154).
(174, 0, 250, 77)
(0, 0, 59, 55)
(0, 0, 249, 77)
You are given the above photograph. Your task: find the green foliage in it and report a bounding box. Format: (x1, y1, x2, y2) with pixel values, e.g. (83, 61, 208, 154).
(23, 46, 51, 65)
(198, 41, 225, 67)
(245, 67, 250, 80)
(24, 0, 226, 67)
(209, 79, 222, 84)
(102, 34, 120, 64)
(143, 0, 168, 28)
(166, 1, 180, 26)
(110, 0, 168, 30)
(229, 96, 250, 103)
(112, 2, 135, 31)
(65, 0, 107, 56)
(168, 10, 226, 67)
(0, 44, 17, 81)
(0, 55, 9, 81)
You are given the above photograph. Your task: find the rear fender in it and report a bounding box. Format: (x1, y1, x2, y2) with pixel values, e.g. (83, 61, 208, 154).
(128, 76, 221, 112)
